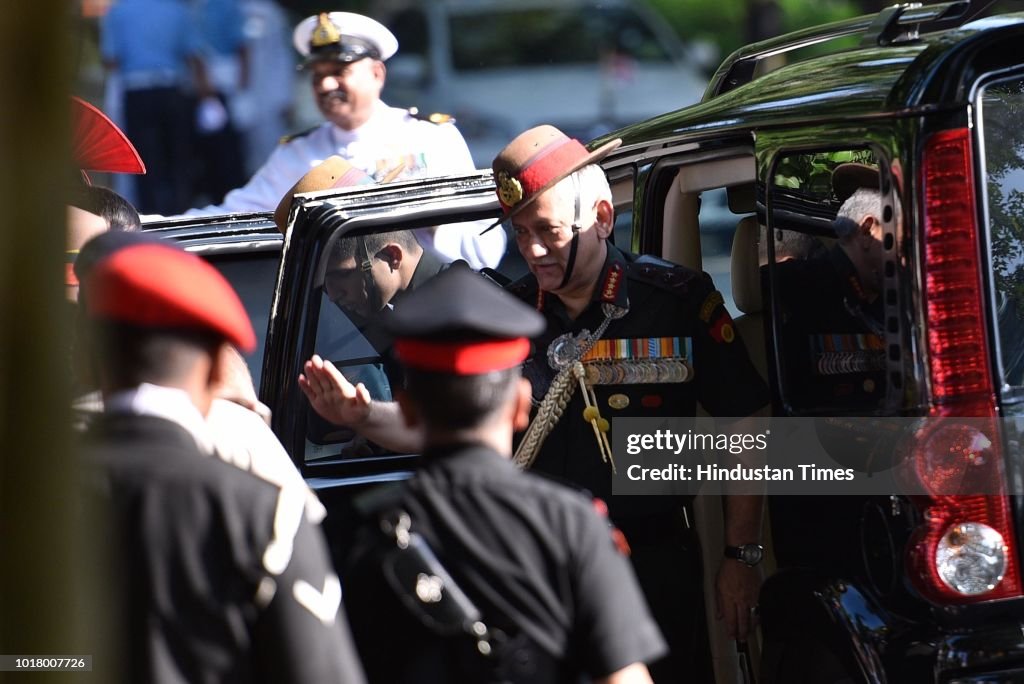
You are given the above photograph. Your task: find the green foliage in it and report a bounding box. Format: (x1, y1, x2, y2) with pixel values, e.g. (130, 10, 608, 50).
(774, 149, 875, 198)
(645, 0, 862, 70)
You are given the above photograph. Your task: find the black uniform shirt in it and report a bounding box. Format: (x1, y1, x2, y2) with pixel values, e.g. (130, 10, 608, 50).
(80, 413, 365, 684)
(510, 244, 770, 519)
(344, 444, 667, 682)
(356, 246, 448, 363)
(767, 247, 885, 570)
(770, 245, 885, 411)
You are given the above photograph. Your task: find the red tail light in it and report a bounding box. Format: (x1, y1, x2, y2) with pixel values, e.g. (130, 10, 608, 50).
(908, 127, 1022, 603)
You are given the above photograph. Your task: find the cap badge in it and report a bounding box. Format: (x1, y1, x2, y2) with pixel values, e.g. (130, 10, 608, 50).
(497, 170, 523, 207)
(311, 13, 342, 49)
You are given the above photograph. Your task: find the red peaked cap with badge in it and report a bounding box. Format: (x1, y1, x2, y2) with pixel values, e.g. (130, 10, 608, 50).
(72, 96, 146, 184)
(85, 243, 256, 353)
(490, 125, 621, 289)
(384, 263, 545, 375)
(491, 125, 621, 220)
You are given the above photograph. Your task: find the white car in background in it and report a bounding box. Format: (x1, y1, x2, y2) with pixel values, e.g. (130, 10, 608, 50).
(373, 0, 712, 167)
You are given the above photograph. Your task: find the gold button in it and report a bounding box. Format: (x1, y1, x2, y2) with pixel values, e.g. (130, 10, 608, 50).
(608, 393, 630, 410)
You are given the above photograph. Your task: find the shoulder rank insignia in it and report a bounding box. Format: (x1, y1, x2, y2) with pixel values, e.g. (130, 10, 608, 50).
(628, 259, 702, 294)
(279, 125, 319, 145)
(407, 107, 455, 124)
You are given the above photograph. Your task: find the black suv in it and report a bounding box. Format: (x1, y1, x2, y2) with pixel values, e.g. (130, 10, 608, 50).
(145, 3, 1024, 681)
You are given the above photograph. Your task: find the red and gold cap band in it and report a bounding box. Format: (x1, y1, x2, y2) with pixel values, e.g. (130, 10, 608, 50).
(497, 136, 589, 213)
(394, 337, 530, 374)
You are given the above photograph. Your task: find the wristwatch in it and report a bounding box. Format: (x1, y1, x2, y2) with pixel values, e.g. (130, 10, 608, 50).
(724, 543, 764, 567)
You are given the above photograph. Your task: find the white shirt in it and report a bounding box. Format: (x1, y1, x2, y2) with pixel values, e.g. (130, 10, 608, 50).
(186, 100, 507, 268)
(207, 398, 326, 523)
(104, 383, 217, 456)
(103, 385, 325, 524)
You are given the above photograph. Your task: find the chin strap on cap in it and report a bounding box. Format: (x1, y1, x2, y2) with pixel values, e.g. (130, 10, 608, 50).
(556, 172, 583, 291)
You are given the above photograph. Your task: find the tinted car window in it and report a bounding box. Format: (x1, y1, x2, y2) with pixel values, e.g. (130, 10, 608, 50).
(305, 220, 519, 463)
(980, 75, 1024, 389)
(766, 149, 889, 415)
(208, 251, 279, 388)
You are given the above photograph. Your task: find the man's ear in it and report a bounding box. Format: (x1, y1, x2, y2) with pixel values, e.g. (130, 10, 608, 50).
(209, 341, 232, 389)
(395, 389, 421, 429)
(372, 59, 387, 87)
(860, 215, 881, 247)
(378, 244, 403, 270)
(512, 377, 533, 432)
(594, 198, 615, 240)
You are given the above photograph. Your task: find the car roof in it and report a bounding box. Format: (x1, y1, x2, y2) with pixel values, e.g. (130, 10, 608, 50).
(598, 11, 1024, 155)
(141, 213, 282, 253)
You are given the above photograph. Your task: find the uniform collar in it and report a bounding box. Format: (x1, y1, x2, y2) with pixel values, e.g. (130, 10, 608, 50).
(329, 99, 389, 144)
(591, 243, 629, 309)
(420, 443, 514, 473)
(103, 383, 216, 456)
(538, 242, 629, 316)
(407, 248, 445, 292)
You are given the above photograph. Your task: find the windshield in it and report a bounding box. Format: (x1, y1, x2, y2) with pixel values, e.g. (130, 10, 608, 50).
(450, 6, 674, 72)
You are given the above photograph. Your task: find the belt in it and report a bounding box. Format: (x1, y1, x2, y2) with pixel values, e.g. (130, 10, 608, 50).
(121, 70, 182, 91)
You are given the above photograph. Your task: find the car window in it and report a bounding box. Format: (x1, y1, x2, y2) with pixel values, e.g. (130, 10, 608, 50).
(207, 251, 279, 389)
(304, 219, 518, 463)
(698, 187, 747, 317)
(979, 75, 1024, 391)
(449, 5, 672, 72)
(765, 148, 891, 415)
(644, 152, 756, 315)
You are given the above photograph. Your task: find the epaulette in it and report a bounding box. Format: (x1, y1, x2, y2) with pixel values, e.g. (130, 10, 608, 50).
(407, 107, 455, 125)
(627, 256, 705, 294)
(278, 125, 319, 145)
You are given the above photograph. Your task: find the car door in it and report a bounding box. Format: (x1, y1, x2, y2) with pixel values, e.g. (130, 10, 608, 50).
(261, 171, 516, 552)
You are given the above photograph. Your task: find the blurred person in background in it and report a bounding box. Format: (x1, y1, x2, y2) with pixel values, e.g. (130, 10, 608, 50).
(101, 0, 214, 215)
(186, 10, 506, 269)
(190, 0, 250, 205)
(237, 0, 295, 175)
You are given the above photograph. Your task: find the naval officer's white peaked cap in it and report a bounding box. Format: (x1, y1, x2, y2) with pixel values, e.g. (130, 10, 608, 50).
(293, 12, 398, 63)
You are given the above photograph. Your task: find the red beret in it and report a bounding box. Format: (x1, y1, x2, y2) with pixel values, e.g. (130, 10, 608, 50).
(86, 244, 256, 353)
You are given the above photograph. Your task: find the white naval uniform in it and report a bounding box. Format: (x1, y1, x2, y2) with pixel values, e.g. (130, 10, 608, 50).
(187, 100, 507, 269)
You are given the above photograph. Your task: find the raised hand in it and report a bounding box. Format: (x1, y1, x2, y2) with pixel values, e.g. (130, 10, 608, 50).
(298, 355, 372, 427)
